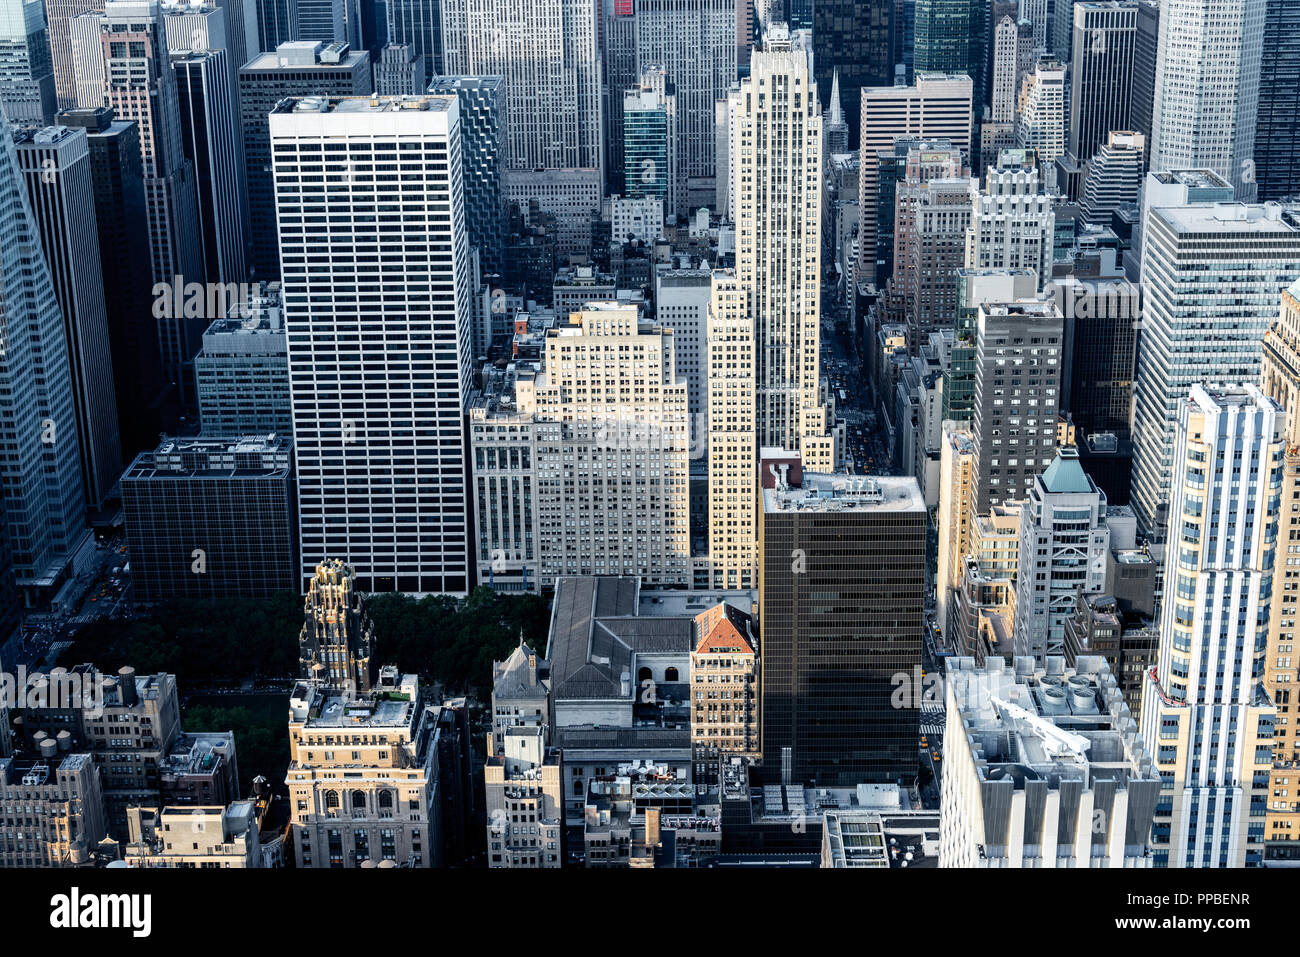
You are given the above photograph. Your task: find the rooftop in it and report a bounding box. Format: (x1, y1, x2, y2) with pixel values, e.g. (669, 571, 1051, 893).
(546, 577, 695, 702)
(123, 434, 292, 479)
(762, 473, 925, 514)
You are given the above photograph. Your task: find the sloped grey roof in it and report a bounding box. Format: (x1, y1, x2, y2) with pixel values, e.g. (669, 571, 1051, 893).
(492, 640, 548, 702)
(547, 577, 694, 701)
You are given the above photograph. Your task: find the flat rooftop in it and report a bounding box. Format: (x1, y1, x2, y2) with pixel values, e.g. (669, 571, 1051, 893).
(277, 94, 454, 115)
(762, 473, 925, 514)
(1153, 202, 1300, 233)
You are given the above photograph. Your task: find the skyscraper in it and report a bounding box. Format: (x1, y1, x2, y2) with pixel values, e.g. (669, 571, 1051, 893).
(634, 0, 735, 215)
(1128, 0, 1158, 159)
(1253, 0, 1300, 202)
(857, 72, 972, 285)
(1080, 129, 1144, 223)
(970, 298, 1064, 513)
(810, 0, 893, 144)
(1068, 1, 1136, 164)
(239, 39, 371, 279)
(735, 26, 833, 469)
(940, 655, 1161, 868)
(383, 0, 439, 83)
(373, 40, 421, 95)
(468, 304, 692, 589)
(602, 6, 637, 195)
(622, 70, 676, 215)
(759, 468, 925, 787)
(1012, 448, 1111, 662)
(913, 0, 985, 111)
(428, 75, 505, 280)
(706, 270, 755, 589)
(1131, 187, 1300, 536)
(1150, 0, 1265, 200)
(57, 106, 166, 456)
(441, 0, 602, 177)
(1015, 58, 1066, 169)
(172, 48, 248, 285)
(43, 0, 101, 112)
(12, 125, 121, 511)
(74, 0, 206, 393)
(271, 94, 474, 594)
(0, 101, 88, 596)
(0, 0, 57, 123)
(297, 0, 346, 42)
(964, 159, 1055, 285)
(1140, 384, 1279, 868)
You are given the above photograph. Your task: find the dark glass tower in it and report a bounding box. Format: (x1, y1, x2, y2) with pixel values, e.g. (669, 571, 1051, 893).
(913, 0, 984, 114)
(1255, 0, 1300, 201)
(758, 467, 925, 787)
(812, 0, 894, 143)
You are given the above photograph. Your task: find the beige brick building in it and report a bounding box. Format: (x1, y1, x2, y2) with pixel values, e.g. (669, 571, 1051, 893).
(1259, 277, 1300, 862)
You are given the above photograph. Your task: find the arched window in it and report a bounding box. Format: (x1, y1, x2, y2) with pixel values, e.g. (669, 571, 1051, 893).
(378, 790, 394, 809)
(352, 790, 367, 810)
(665, 667, 679, 682)
(637, 666, 652, 683)
(325, 791, 340, 809)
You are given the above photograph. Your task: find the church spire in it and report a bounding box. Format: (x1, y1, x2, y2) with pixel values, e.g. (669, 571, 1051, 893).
(829, 67, 844, 127)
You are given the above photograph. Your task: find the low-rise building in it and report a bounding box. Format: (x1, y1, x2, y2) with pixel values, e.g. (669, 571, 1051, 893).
(484, 727, 562, 868)
(0, 749, 106, 867)
(123, 802, 263, 868)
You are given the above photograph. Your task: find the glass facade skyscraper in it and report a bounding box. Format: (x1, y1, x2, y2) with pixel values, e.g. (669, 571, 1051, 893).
(1254, 0, 1300, 201)
(913, 0, 984, 111)
(0, 0, 56, 123)
(812, 0, 893, 143)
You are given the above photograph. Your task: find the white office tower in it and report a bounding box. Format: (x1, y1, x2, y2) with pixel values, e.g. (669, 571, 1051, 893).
(1012, 448, 1111, 662)
(160, 0, 227, 57)
(271, 95, 474, 595)
(469, 304, 691, 589)
(1018, 0, 1048, 53)
(964, 160, 1055, 287)
(941, 655, 1161, 868)
(0, 104, 88, 594)
(1130, 192, 1300, 536)
(1140, 385, 1280, 867)
(858, 73, 973, 284)
(735, 26, 833, 471)
(705, 270, 755, 589)
(1080, 130, 1144, 224)
(990, 14, 1025, 125)
(634, 0, 736, 216)
(1150, 0, 1264, 200)
(12, 126, 121, 512)
(1015, 57, 1066, 169)
(72, 1, 204, 392)
(440, 0, 601, 178)
(713, 84, 741, 222)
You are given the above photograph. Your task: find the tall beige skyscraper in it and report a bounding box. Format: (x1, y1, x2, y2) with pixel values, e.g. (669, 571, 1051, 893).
(706, 271, 756, 589)
(707, 24, 834, 589)
(734, 24, 833, 469)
